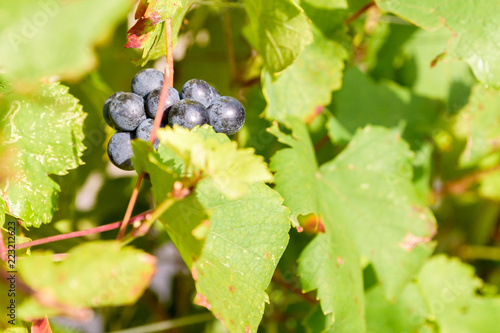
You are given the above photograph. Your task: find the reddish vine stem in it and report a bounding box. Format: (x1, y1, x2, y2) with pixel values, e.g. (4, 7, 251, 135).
(151, 18, 174, 144)
(116, 173, 145, 240)
(17, 210, 152, 251)
(272, 271, 318, 304)
(117, 18, 174, 240)
(314, 134, 330, 152)
(345, 1, 376, 25)
(436, 164, 500, 196)
(223, 9, 238, 82)
(0, 227, 7, 261)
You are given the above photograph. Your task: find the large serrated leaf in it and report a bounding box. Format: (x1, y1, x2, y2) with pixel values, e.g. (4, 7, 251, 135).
(157, 125, 273, 199)
(270, 117, 437, 306)
(17, 241, 156, 319)
(243, 0, 313, 73)
(263, 29, 347, 122)
(298, 226, 365, 331)
(132, 128, 290, 333)
(366, 255, 500, 333)
(0, 0, 132, 81)
(193, 180, 290, 333)
(375, 0, 500, 86)
(0, 83, 86, 228)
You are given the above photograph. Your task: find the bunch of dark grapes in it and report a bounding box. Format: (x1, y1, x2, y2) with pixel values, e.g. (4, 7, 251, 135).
(104, 69, 246, 171)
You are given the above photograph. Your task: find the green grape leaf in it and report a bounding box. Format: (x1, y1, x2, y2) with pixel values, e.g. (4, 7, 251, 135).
(298, 227, 365, 331)
(375, 0, 500, 86)
(366, 284, 429, 333)
(17, 241, 156, 319)
(138, 0, 183, 25)
(270, 117, 437, 302)
(157, 125, 273, 199)
(132, 128, 290, 333)
(193, 180, 290, 333)
(454, 85, 500, 167)
(332, 67, 441, 146)
(398, 28, 475, 112)
(126, 0, 193, 65)
(0, 0, 132, 82)
(243, 0, 313, 73)
(298, 0, 358, 40)
(366, 255, 500, 333)
(0, 83, 86, 228)
(438, 297, 500, 333)
(263, 29, 347, 122)
(268, 118, 318, 228)
(417, 256, 482, 312)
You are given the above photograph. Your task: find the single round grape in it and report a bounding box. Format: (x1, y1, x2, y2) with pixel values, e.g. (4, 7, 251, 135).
(145, 86, 180, 122)
(180, 79, 215, 107)
(107, 132, 135, 171)
(131, 68, 164, 97)
(207, 96, 245, 135)
(168, 99, 209, 130)
(135, 118, 159, 149)
(103, 92, 124, 128)
(108, 92, 146, 131)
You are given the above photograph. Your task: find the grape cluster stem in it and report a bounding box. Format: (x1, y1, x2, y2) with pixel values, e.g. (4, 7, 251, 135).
(116, 18, 174, 241)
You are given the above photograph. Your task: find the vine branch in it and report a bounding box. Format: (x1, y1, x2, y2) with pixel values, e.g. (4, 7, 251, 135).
(109, 312, 213, 333)
(0, 227, 6, 261)
(121, 182, 191, 245)
(345, 1, 376, 25)
(435, 164, 500, 196)
(17, 210, 152, 251)
(272, 270, 318, 305)
(223, 9, 238, 82)
(314, 134, 330, 153)
(459, 245, 500, 262)
(117, 18, 174, 240)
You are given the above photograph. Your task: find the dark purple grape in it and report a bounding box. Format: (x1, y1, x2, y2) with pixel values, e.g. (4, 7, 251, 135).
(168, 99, 209, 130)
(180, 79, 215, 107)
(108, 92, 146, 131)
(145, 87, 180, 122)
(132, 68, 164, 97)
(107, 132, 135, 171)
(135, 118, 159, 149)
(207, 96, 245, 135)
(103, 92, 124, 128)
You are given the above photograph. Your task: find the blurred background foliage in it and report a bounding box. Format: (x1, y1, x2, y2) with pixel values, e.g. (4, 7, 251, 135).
(1, 0, 500, 332)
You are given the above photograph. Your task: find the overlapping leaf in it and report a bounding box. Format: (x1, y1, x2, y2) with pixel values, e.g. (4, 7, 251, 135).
(193, 180, 290, 333)
(243, 0, 313, 73)
(126, 0, 193, 65)
(366, 255, 500, 333)
(298, 223, 365, 331)
(16, 241, 156, 319)
(132, 127, 290, 333)
(454, 85, 500, 167)
(0, 83, 86, 228)
(375, 0, 500, 86)
(270, 118, 436, 309)
(0, 0, 132, 81)
(157, 125, 273, 199)
(263, 29, 347, 122)
(398, 28, 475, 110)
